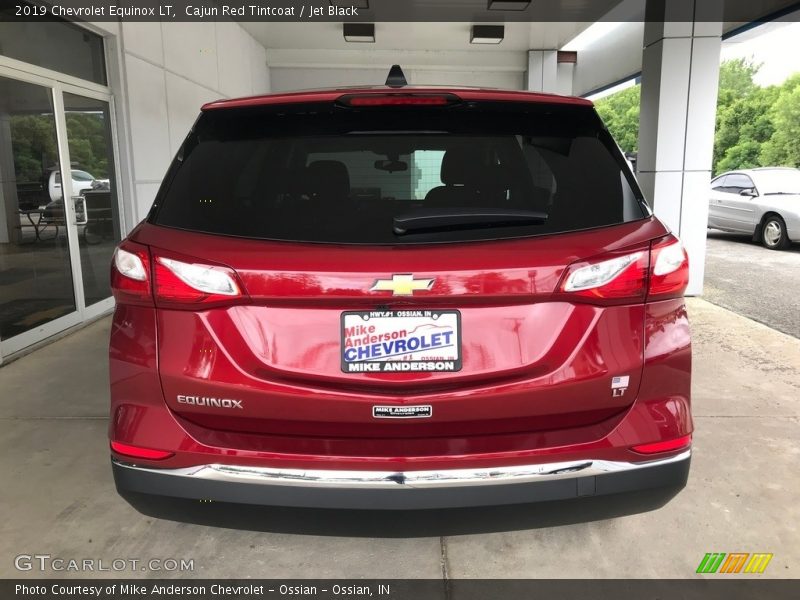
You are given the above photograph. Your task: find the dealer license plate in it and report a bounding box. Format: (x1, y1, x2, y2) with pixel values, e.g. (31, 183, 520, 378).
(341, 310, 461, 373)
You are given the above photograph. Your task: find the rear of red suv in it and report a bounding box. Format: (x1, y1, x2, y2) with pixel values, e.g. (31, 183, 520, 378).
(109, 82, 692, 510)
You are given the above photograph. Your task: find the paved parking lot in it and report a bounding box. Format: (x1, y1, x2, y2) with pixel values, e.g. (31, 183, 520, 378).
(705, 230, 800, 338)
(1, 297, 798, 579)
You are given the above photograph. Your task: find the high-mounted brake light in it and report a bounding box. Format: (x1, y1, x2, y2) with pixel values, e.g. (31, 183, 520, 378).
(339, 94, 458, 107)
(632, 434, 692, 455)
(154, 255, 244, 306)
(111, 441, 173, 460)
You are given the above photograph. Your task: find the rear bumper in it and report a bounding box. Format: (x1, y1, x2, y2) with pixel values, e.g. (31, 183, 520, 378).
(113, 449, 690, 510)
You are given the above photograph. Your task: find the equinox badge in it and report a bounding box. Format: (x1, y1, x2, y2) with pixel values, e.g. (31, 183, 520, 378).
(369, 274, 434, 296)
(177, 395, 243, 409)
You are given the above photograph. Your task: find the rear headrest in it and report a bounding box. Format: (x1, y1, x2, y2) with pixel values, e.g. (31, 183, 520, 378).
(440, 147, 486, 185)
(307, 160, 350, 200)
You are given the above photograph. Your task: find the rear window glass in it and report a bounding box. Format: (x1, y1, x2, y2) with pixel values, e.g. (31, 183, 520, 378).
(152, 101, 646, 244)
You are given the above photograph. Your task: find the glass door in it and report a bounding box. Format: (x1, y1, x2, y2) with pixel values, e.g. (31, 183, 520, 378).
(0, 70, 123, 362)
(0, 73, 81, 355)
(62, 90, 122, 313)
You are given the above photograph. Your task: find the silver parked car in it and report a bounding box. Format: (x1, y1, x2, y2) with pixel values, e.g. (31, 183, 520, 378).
(709, 167, 800, 250)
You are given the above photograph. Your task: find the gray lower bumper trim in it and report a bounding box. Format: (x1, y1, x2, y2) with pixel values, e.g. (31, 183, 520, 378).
(113, 451, 691, 510)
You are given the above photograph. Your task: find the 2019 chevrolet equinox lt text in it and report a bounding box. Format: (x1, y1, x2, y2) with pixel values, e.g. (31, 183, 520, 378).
(109, 68, 692, 510)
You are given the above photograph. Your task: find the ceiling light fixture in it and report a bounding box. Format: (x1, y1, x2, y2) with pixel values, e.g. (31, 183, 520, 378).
(330, 0, 370, 9)
(471, 25, 505, 44)
(343, 23, 375, 43)
(487, 1, 531, 10)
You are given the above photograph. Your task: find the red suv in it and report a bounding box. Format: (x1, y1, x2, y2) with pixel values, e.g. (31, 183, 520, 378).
(109, 70, 692, 510)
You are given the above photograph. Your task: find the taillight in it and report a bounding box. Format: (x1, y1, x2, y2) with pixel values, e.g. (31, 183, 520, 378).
(558, 234, 689, 304)
(631, 434, 692, 455)
(110, 441, 173, 460)
(559, 248, 649, 303)
(111, 242, 247, 308)
(648, 235, 689, 300)
(153, 254, 245, 307)
(110, 241, 152, 306)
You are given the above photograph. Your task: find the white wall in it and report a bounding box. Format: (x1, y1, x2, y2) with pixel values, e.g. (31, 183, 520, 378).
(572, 22, 644, 97)
(266, 48, 526, 93)
(556, 63, 575, 95)
(525, 50, 558, 92)
(115, 21, 270, 225)
(270, 66, 523, 92)
(637, 18, 722, 295)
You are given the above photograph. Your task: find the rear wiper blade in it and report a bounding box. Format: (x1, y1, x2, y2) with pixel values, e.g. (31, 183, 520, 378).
(393, 207, 548, 235)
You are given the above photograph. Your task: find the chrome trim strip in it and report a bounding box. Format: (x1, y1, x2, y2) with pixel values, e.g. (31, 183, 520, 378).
(113, 450, 691, 490)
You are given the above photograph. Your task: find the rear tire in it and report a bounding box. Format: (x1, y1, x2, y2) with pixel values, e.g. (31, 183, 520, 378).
(761, 215, 789, 250)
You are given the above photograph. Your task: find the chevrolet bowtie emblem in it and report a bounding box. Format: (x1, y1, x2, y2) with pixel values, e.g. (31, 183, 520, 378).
(369, 274, 435, 296)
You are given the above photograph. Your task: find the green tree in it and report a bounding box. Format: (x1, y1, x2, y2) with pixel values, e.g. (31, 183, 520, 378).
(760, 73, 800, 167)
(714, 84, 778, 173)
(65, 112, 110, 177)
(716, 57, 760, 105)
(713, 58, 776, 173)
(10, 114, 58, 183)
(9, 111, 109, 186)
(595, 58, 799, 174)
(594, 84, 641, 154)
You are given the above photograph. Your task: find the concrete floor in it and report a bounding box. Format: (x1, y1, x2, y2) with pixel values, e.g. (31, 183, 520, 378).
(1, 298, 798, 579)
(705, 230, 800, 338)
